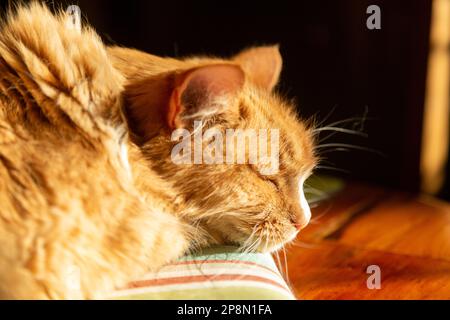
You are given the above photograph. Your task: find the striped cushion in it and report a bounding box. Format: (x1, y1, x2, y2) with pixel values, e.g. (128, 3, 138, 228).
(109, 246, 295, 300)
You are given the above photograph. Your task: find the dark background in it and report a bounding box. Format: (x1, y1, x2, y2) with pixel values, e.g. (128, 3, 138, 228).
(3, 0, 443, 197)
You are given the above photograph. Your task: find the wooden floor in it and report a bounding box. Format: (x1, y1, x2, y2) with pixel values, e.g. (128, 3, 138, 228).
(283, 182, 450, 299)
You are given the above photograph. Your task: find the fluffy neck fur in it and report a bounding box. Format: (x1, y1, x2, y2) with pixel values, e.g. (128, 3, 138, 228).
(0, 3, 198, 299)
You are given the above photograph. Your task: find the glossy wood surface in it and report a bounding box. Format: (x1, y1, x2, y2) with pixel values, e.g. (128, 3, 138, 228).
(282, 182, 450, 299)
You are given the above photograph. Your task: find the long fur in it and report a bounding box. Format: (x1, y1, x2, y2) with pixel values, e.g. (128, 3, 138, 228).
(0, 3, 192, 299)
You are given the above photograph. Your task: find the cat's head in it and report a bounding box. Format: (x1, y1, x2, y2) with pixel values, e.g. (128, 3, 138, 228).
(109, 45, 317, 252)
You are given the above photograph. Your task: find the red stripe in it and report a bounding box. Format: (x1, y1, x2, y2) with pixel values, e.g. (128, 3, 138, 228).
(124, 274, 290, 292)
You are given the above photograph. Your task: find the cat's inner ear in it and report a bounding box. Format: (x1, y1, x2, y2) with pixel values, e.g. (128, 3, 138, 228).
(233, 45, 282, 91)
(168, 64, 245, 129)
(123, 64, 244, 142)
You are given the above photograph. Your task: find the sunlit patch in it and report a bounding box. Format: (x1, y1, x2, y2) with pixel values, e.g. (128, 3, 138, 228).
(298, 178, 312, 227)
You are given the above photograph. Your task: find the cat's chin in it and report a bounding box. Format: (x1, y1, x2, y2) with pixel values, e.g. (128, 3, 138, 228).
(254, 229, 299, 253)
(227, 229, 299, 254)
(203, 221, 300, 253)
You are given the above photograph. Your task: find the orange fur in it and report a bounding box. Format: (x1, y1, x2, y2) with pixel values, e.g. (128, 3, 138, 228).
(0, 3, 317, 299)
(108, 45, 317, 252)
(0, 3, 193, 299)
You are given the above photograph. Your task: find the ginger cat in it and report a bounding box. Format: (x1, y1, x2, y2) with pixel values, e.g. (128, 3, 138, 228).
(107, 46, 317, 253)
(0, 3, 316, 299)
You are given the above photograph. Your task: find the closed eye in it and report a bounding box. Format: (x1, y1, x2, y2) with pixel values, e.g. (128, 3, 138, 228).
(251, 167, 280, 191)
(266, 178, 280, 191)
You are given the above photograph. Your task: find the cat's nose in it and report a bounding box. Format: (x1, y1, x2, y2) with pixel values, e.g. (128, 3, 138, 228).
(294, 192, 311, 230)
(294, 215, 310, 230)
(292, 182, 312, 231)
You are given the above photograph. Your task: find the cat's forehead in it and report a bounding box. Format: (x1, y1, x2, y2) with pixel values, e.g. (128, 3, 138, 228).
(279, 121, 316, 177)
(239, 88, 317, 176)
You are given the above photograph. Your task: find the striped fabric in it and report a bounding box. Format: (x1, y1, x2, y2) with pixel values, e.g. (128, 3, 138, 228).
(109, 246, 295, 300)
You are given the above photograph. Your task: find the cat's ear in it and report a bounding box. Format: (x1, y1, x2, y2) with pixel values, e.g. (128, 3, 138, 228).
(124, 64, 245, 140)
(167, 64, 244, 129)
(233, 45, 282, 91)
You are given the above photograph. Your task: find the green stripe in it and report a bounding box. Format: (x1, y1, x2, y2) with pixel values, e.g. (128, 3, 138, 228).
(180, 246, 277, 270)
